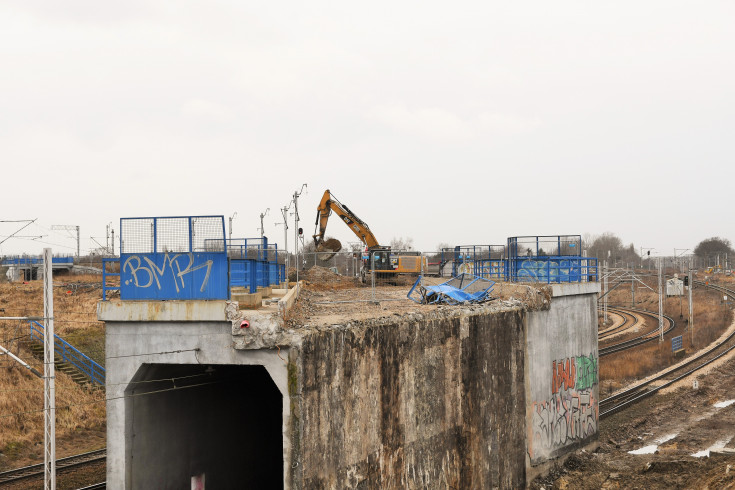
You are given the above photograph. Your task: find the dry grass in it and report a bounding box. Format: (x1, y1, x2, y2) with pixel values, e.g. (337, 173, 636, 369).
(0, 273, 106, 463)
(600, 275, 733, 393)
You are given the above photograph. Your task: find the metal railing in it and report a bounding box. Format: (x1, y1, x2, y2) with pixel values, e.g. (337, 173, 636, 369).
(102, 257, 120, 301)
(29, 321, 105, 385)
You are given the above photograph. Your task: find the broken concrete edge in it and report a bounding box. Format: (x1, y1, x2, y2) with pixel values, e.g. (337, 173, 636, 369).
(278, 282, 301, 317)
(231, 294, 532, 351)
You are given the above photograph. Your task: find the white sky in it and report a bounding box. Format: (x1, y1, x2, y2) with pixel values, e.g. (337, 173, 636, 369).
(1, 1, 733, 257)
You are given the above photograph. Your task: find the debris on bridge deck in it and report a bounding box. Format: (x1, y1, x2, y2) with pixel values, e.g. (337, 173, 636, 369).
(407, 274, 495, 305)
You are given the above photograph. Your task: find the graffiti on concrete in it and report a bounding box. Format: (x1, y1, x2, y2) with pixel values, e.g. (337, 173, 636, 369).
(575, 354, 598, 392)
(123, 253, 213, 293)
(516, 258, 581, 282)
(529, 353, 599, 462)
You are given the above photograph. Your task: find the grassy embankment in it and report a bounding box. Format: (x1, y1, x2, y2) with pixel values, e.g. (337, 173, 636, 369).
(0, 274, 107, 469)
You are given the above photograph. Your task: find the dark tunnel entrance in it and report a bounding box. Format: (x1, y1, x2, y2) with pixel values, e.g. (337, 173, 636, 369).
(125, 363, 283, 489)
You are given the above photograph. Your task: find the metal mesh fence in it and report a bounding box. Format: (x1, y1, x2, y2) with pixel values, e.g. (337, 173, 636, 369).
(443, 273, 495, 294)
(507, 235, 582, 258)
(120, 218, 154, 254)
(157, 217, 189, 253)
(120, 216, 225, 254)
(192, 216, 225, 252)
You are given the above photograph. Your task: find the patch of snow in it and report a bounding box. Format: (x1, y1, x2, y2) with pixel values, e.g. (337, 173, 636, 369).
(714, 399, 735, 408)
(629, 444, 658, 455)
(691, 437, 733, 458)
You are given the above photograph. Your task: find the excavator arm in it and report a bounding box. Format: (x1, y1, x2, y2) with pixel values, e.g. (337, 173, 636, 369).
(313, 190, 381, 253)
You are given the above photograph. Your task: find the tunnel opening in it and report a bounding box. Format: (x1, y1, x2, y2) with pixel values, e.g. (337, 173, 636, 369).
(125, 363, 283, 489)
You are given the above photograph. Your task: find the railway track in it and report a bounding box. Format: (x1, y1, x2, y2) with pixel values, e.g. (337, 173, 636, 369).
(600, 281, 735, 418)
(598, 307, 638, 341)
(0, 449, 106, 485)
(599, 307, 676, 357)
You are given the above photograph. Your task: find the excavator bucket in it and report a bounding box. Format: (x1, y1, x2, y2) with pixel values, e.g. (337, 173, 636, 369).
(316, 238, 342, 261)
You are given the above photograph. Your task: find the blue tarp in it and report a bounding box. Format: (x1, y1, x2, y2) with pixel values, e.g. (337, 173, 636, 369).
(408, 274, 495, 305)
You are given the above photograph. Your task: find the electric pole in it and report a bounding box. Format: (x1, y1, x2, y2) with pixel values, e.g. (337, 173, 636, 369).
(658, 257, 664, 342)
(259, 208, 270, 238)
(689, 268, 694, 345)
(603, 261, 608, 324)
(292, 184, 307, 282)
(274, 205, 290, 275)
(43, 248, 56, 489)
(51, 225, 80, 257)
(228, 212, 237, 245)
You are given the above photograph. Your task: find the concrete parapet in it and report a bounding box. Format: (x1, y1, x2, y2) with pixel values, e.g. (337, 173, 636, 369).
(277, 283, 300, 318)
(257, 286, 272, 298)
(232, 290, 263, 309)
(97, 299, 229, 322)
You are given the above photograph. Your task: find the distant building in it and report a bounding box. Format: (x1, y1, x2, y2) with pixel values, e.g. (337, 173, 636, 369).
(666, 277, 684, 296)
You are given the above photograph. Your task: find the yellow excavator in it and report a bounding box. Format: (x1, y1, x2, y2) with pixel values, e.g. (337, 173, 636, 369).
(313, 189, 426, 281)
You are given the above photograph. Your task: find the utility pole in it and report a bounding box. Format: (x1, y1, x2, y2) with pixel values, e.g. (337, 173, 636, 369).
(689, 268, 694, 344)
(228, 212, 237, 245)
(274, 206, 290, 274)
(658, 257, 664, 342)
(111, 229, 115, 255)
(631, 269, 635, 307)
(292, 184, 307, 283)
(51, 225, 80, 257)
(43, 248, 56, 489)
(258, 208, 270, 239)
(603, 261, 608, 324)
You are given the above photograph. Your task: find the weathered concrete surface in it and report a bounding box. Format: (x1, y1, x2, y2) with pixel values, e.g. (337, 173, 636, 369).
(99, 281, 599, 489)
(290, 306, 528, 489)
(97, 299, 229, 322)
(526, 282, 600, 476)
(99, 303, 292, 490)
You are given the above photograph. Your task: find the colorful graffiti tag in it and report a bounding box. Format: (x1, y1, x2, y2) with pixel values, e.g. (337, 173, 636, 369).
(529, 353, 599, 462)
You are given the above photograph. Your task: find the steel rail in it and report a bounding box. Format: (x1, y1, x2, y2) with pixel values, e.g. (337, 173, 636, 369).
(0, 448, 106, 484)
(599, 307, 676, 356)
(600, 281, 735, 418)
(598, 307, 637, 340)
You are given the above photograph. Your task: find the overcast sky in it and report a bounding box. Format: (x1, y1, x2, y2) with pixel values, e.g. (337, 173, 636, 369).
(1, 1, 733, 257)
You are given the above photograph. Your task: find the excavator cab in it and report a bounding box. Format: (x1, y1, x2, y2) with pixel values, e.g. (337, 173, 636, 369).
(366, 247, 393, 272)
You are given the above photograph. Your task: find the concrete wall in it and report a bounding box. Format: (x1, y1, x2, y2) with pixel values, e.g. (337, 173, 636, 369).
(100, 282, 599, 489)
(100, 300, 291, 490)
(289, 308, 528, 489)
(525, 283, 599, 470)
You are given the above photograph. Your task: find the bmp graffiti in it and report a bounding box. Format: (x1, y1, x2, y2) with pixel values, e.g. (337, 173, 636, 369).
(122, 253, 213, 293)
(529, 353, 599, 462)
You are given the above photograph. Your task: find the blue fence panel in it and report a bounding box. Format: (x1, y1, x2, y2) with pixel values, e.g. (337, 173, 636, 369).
(476, 260, 506, 280)
(2, 256, 74, 266)
(120, 252, 229, 300)
(30, 321, 105, 385)
(256, 261, 267, 287)
(102, 257, 120, 301)
(230, 259, 259, 293)
(510, 256, 597, 283)
(280, 264, 286, 284)
(268, 263, 278, 286)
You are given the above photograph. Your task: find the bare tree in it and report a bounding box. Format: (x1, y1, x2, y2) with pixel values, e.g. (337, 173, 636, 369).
(390, 236, 414, 251)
